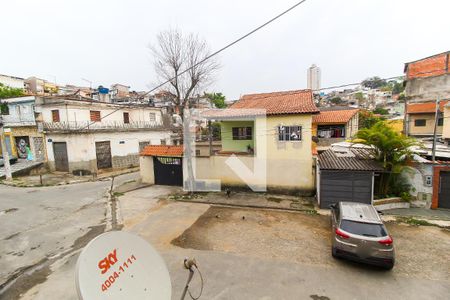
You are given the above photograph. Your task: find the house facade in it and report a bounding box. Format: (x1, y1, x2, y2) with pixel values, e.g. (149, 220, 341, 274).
(194, 89, 319, 194)
(405, 101, 448, 137)
(312, 107, 359, 150)
(0, 96, 47, 161)
(37, 96, 173, 173)
(404, 51, 450, 136)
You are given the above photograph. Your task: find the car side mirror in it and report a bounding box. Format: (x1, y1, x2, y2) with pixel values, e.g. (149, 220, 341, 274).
(329, 203, 337, 209)
(377, 210, 384, 215)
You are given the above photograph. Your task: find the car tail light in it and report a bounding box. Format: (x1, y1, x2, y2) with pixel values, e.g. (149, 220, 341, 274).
(378, 235, 393, 245)
(335, 228, 350, 239)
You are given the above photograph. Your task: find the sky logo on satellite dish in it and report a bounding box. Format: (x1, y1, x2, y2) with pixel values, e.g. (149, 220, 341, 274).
(76, 231, 172, 299)
(98, 249, 118, 274)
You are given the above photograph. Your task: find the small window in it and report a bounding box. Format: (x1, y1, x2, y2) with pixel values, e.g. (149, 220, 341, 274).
(414, 119, 426, 127)
(437, 117, 444, 126)
(232, 127, 252, 140)
(90, 110, 101, 122)
(51, 110, 60, 122)
(160, 139, 166, 145)
(149, 112, 156, 122)
(278, 126, 302, 141)
(123, 112, 130, 124)
(317, 125, 345, 138)
(0, 103, 9, 115)
(195, 149, 201, 156)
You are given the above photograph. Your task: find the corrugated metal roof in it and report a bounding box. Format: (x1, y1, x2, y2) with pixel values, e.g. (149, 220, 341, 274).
(319, 149, 383, 171)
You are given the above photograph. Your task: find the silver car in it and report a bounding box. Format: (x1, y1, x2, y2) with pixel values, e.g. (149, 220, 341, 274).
(330, 202, 395, 270)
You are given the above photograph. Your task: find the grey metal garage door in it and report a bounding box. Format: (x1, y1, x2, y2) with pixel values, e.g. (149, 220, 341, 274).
(320, 170, 373, 209)
(438, 171, 450, 209)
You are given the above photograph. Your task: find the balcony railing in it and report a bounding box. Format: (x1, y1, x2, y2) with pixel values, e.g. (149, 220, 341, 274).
(42, 120, 167, 132)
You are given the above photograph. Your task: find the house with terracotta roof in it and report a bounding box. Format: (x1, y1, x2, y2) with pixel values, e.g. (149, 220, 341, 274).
(312, 107, 359, 150)
(405, 100, 448, 137)
(192, 89, 319, 194)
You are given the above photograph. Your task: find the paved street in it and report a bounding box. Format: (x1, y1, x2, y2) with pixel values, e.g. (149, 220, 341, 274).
(0, 172, 139, 299)
(2, 184, 448, 300)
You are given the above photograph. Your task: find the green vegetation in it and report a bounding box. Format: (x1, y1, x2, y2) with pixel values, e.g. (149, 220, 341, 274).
(361, 77, 404, 95)
(373, 107, 389, 115)
(205, 92, 227, 108)
(358, 110, 385, 129)
(0, 83, 24, 114)
(397, 217, 433, 226)
(113, 192, 125, 197)
(329, 97, 343, 105)
(353, 121, 417, 197)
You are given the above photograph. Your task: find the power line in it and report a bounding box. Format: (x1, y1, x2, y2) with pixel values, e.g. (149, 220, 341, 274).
(77, 0, 309, 131)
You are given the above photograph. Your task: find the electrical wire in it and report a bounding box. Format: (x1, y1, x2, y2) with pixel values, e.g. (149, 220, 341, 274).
(76, 0, 309, 132)
(187, 265, 204, 300)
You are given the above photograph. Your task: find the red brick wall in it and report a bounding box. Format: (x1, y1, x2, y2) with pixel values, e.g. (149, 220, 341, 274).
(407, 53, 449, 79)
(431, 165, 450, 209)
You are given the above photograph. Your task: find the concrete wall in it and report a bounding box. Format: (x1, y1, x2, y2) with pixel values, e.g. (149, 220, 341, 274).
(408, 113, 443, 136)
(140, 156, 154, 184)
(400, 163, 433, 207)
(46, 130, 171, 172)
(220, 121, 254, 152)
(194, 155, 314, 194)
(405, 74, 450, 103)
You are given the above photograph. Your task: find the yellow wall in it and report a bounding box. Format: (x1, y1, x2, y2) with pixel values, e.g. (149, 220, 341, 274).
(444, 107, 450, 139)
(387, 119, 404, 134)
(408, 113, 443, 135)
(0, 132, 17, 157)
(192, 114, 315, 194)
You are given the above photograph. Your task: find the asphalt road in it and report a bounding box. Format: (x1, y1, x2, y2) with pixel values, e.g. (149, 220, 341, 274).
(0, 172, 138, 299)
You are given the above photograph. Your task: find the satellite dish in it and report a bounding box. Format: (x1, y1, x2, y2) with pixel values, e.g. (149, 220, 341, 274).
(76, 231, 171, 300)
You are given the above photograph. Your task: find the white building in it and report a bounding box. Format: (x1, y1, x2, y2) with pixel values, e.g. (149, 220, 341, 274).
(36, 96, 174, 173)
(307, 64, 321, 91)
(0, 74, 25, 89)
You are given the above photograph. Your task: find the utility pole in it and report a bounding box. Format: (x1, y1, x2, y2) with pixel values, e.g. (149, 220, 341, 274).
(431, 96, 440, 163)
(208, 120, 213, 156)
(0, 114, 13, 180)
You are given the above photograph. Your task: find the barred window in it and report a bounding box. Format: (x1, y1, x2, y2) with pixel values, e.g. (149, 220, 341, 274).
(278, 126, 302, 141)
(232, 127, 252, 140)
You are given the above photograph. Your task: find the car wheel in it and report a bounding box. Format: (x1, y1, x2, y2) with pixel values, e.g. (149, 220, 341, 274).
(331, 247, 339, 259)
(383, 263, 394, 270)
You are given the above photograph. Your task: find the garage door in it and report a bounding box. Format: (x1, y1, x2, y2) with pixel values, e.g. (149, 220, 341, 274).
(320, 170, 373, 209)
(438, 171, 450, 209)
(153, 156, 183, 186)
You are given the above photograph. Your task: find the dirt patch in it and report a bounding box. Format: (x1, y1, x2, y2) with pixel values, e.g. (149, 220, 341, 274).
(172, 207, 332, 265)
(173, 207, 450, 281)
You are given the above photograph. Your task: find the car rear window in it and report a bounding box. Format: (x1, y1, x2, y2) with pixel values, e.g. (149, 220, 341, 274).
(340, 220, 387, 237)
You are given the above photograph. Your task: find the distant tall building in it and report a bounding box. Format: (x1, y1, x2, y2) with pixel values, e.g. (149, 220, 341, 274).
(307, 64, 321, 91)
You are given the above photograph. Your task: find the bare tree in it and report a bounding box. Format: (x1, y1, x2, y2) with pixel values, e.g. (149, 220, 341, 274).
(150, 29, 219, 192)
(150, 29, 220, 119)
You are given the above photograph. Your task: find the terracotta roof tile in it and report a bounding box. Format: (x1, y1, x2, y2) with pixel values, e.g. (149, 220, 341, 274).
(313, 108, 358, 124)
(406, 100, 449, 114)
(140, 145, 183, 157)
(232, 89, 319, 115)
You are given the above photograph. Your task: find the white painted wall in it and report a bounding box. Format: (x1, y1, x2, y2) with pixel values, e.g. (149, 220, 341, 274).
(46, 131, 172, 166)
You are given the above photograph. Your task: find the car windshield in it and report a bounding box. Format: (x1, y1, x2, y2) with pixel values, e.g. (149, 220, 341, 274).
(340, 220, 387, 237)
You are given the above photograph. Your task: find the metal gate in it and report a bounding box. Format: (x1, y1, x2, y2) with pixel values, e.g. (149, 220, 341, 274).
(33, 137, 45, 161)
(95, 141, 112, 170)
(153, 156, 183, 186)
(438, 171, 450, 209)
(53, 142, 69, 172)
(320, 170, 372, 208)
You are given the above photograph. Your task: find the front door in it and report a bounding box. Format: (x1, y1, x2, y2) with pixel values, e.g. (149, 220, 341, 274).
(438, 171, 450, 209)
(95, 141, 112, 170)
(53, 142, 69, 172)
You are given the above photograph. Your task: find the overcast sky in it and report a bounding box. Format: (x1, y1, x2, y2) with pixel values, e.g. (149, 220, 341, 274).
(1, 0, 449, 100)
